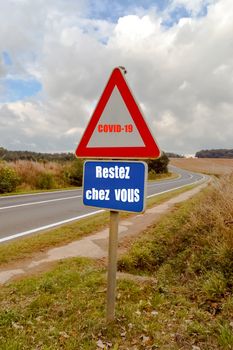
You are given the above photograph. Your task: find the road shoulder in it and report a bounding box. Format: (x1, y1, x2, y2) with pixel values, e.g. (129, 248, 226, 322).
(0, 181, 208, 285)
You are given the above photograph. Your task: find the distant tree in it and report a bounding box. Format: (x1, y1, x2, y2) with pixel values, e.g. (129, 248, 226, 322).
(196, 149, 233, 158)
(0, 147, 76, 162)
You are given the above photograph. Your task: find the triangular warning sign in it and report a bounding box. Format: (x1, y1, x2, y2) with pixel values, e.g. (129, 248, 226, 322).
(75, 67, 160, 159)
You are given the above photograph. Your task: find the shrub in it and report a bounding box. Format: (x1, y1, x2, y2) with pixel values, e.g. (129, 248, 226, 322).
(0, 166, 20, 193)
(64, 159, 83, 186)
(36, 172, 56, 190)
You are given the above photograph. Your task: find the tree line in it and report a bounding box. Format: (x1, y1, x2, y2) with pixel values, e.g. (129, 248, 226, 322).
(0, 147, 169, 172)
(195, 149, 233, 158)
(0, 147, 75, 162)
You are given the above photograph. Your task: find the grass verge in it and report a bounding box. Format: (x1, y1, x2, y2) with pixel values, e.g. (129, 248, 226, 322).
(0, 258, 169, 349)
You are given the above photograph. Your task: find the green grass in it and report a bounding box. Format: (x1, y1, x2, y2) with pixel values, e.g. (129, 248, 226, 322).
(0, 257, 219, 349)
(0, 258, 165, 349)
(0, 257, 232, 349)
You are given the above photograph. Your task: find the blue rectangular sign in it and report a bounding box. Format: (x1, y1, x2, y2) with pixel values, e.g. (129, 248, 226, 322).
(83, 161, 147, 213)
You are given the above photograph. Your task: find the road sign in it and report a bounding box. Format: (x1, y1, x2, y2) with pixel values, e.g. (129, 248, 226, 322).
(83, 160, 147, 213)
(75, 67, 160, 159)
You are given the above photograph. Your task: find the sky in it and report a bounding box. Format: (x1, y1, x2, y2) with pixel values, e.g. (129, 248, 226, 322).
(0, 0, 232, 155)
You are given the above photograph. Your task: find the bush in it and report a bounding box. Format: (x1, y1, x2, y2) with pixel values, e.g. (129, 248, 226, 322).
(0, 166, 20, 193)
(36, 172, 56, 190)
(64, 159, 83, 186)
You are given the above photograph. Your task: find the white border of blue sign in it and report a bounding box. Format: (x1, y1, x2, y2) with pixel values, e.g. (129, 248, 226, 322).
(82, 160, 148, 213)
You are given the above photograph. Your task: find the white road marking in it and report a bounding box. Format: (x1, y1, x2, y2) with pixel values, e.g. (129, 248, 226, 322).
(147, 175, 195, 188)
(0, 195, 82, 210)
(0, 188, 81, 200)
(147, 175, 205, 198)
(0, 210, 104, 243)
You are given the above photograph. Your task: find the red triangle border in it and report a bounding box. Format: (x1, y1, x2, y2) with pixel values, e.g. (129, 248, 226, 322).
(75, 68, 161, 159)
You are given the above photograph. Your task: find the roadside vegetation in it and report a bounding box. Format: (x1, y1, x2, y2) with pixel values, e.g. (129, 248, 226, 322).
(196, 148, 233, 158)
(0, 153, 169, 194)
(118, 174, 233, 349)
(0, 159, 85, 193)
(0, 174, 232, 349)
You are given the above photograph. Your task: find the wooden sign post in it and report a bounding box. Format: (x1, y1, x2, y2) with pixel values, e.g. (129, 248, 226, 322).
(106, 211, 119, 321)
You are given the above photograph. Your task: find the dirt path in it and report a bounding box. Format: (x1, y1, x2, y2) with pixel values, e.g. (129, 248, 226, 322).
(0, 182, 208, 285)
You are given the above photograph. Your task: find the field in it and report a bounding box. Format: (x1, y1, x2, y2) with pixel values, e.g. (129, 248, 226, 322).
(170, 158, 233, 175)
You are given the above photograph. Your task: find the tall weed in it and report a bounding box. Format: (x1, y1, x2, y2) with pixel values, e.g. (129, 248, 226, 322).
(5, 160, 75, 191)
(119, 174, 233, 292)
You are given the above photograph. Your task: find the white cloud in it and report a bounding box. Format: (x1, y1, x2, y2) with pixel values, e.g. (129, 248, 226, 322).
(0, 0, 233, 154)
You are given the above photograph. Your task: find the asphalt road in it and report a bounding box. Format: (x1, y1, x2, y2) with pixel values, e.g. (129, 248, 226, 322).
(0, 167, 205, 243)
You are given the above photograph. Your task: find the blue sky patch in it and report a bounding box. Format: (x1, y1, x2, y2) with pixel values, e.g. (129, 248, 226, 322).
(88, 0, 169, 22)
(163, 3, 209, 27)
(163, 6, 190, 27)
(2, 51, 12, 66)
(87, 0, 208, 28)
(0, 78, 42, 103)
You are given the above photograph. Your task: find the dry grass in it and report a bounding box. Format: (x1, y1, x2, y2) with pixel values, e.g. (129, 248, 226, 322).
(0, 160, 70, 191)
(170, 158, 233, 175)
(117, 174, 233, 348)
(10, 160, 62, 188)
(119, 173, 233, 279)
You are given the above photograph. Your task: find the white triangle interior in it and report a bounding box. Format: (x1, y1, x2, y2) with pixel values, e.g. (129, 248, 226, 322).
(87, 86, 145, 148)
